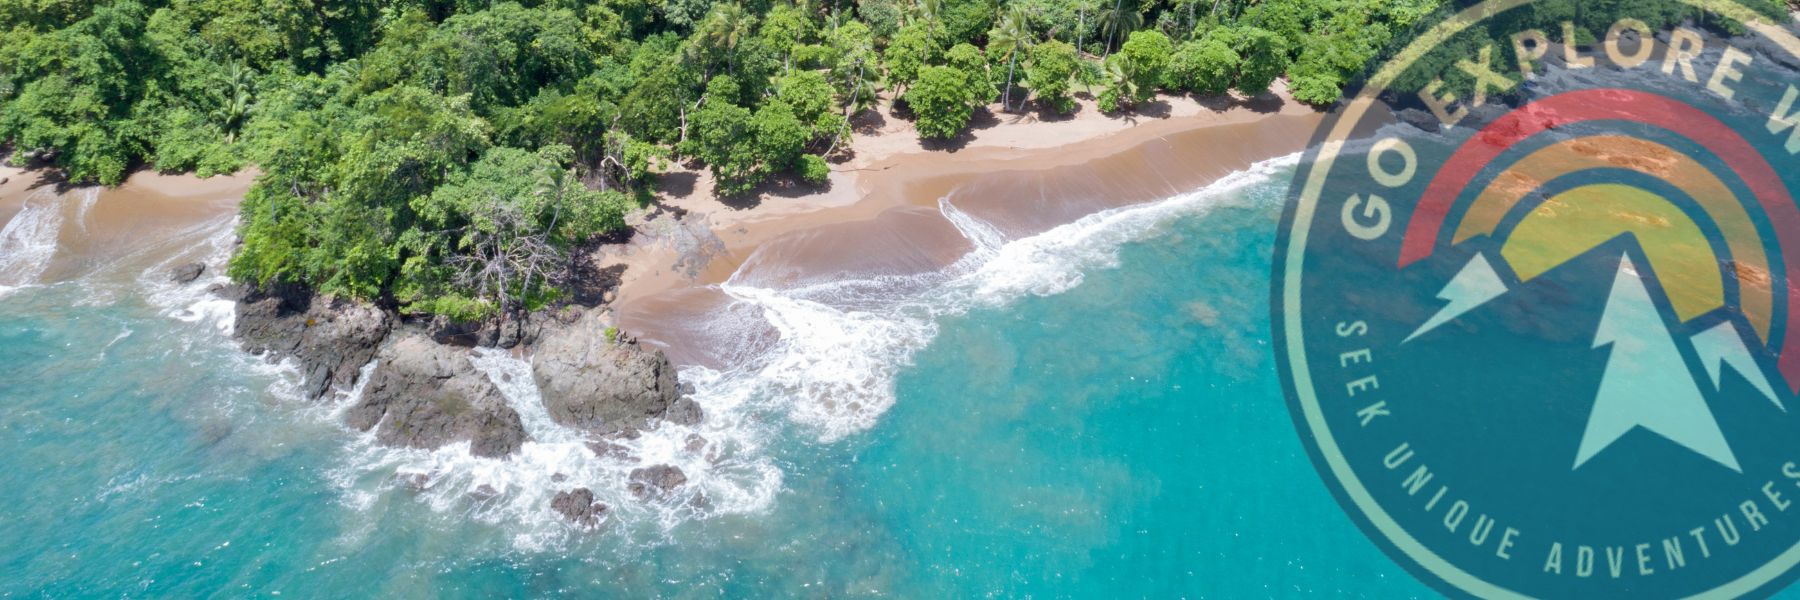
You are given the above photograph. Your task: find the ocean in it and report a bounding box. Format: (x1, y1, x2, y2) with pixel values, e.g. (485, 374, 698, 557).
(0, 158, 1434, 597)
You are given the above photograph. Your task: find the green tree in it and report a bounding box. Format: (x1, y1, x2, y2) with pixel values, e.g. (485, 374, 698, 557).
(759, 2, 818, 69)
(987, 7, 1033, 113)
(682, 76, 758, 192)
(824, 20, 878, 151)
(402, 144, 630, 320)
(664, 0, 717, 30)
(749, 99, 809, 177)
(906, 0, 945, 40)
(1098, 53, 1140, 112)
(906, 65, 978, 139)
(1024, 39, 1078, 113)
(1211, 26, 1288, 95)
(882, 22, 939, 95)
(944, 42, 994, 104)
(690, 3, 758, 77)
(0, 1, 153, 184)
(937, 0, 996, 45)
(1097, 0, 1141, 55)
(1117, 29, 1171, 102)
(1166, 36, 1236, 95)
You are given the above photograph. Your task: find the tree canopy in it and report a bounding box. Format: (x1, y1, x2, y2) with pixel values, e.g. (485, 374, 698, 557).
(4, 0, 1788, 321)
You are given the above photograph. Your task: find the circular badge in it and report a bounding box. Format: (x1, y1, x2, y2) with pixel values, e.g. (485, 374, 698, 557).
(1273, 0, 1800, 596)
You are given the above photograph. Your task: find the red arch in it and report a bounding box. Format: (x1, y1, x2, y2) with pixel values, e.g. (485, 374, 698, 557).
(1395, 88, 1800, 390)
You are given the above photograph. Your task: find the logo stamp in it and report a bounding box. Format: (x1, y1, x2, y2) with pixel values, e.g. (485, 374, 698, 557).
(1273, 0, 1800, 596)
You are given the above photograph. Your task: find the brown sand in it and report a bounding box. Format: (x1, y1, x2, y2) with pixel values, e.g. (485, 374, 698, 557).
(609, 86, 1324, 365)
(0, 165, 255, 288)
(0, 84, 1324, 366)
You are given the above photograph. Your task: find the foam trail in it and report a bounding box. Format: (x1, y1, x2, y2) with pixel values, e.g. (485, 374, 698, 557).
(0, 187, 65, 292)
(85, 150, 1308, 550)
(696, 153, 1304, 444)
(938, 196, 1008, 257)
(314, 347, 783, 551)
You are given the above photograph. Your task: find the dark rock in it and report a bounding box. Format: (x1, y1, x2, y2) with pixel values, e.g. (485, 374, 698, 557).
(169, 262, 206, 284)
(427, 306, 575, 349)
(664, 397, 704, 426)
(551, 473, 568, 483)
(586, 440, 635, 460)
(551, 487, 610, 527)
(396, 471, 433, 491)
(344, 335, 528, 458)
(683, 433, 707, 453)
(627, 464, 688, 499)
(234, 285, 391, 400)
(531, 309, 688, 435)
(207, 282, 251, 302)
(471, 484, 501, 500)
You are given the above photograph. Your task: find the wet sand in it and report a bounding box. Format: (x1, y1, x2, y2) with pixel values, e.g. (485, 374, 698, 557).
(0, 165, 254, 289)
(610, 90, 1325, 366)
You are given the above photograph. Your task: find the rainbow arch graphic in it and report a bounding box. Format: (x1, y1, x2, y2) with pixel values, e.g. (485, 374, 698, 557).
(1397, 88, 1800, 393)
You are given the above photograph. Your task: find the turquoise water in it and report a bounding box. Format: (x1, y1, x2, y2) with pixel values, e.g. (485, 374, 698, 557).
(0, 166, 1432, 597)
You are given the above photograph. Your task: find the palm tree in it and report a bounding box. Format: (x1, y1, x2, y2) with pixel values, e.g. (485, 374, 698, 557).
(909, 0, 944, 40)
(1102, 53, 1140, 110)
(694, 3, 755, 76)
(1099, 0, 1142, 56)
(214, 63, 256, 142)
(989, 8, 1034, 112)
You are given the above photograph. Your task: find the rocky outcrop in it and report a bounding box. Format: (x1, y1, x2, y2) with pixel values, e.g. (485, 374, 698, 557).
(344, 335, 527, 458)
(234, 285, 391, 400)
(169, 262, 205, 284)
(531, 308, 701, 435)
(551, 487, 610, 527)
(425, 306, 577, 349)
(627, 465, 688, 499)
(225, 282, 701, 464)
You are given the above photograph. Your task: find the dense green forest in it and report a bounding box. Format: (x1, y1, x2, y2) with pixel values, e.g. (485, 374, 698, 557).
(0, 0, 1788, 322)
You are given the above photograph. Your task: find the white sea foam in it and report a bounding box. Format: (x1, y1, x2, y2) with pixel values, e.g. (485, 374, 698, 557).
(65, 151, 1304, 550)
(695, 153, 1304, 445)
(0, 187, 66, 292)
(306, 154, 1302, 545)
(309, 347, 783, 551)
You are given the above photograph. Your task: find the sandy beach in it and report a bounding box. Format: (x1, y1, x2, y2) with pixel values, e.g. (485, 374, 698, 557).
(0, 163, 254, 290)
(606, 85, 1323, 364)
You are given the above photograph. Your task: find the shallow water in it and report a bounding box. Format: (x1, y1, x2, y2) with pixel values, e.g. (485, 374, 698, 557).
(0, 161, 1447, 597)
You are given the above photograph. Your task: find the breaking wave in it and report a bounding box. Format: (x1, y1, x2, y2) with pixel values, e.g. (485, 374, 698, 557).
(6, 153, 1303, 551)
(689, 153, 1304, 445)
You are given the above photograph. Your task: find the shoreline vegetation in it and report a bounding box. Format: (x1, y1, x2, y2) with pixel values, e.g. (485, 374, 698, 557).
(0, 0, 1462, 327)
(3, 0, 1789, 324)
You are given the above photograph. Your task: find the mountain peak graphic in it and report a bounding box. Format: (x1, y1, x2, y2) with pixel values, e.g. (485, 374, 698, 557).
(1575, 253, 1741, 472)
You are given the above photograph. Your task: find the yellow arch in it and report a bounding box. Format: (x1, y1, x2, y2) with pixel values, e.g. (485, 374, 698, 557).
(1503, 184, 1722, 323)
(1454, 135, 1772, 336)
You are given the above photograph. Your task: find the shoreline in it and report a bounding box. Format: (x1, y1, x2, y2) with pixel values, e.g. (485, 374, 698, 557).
(0, 85, 1323, 364)
(605, 85, 1324, 365)
(614, 85, 1320, 296)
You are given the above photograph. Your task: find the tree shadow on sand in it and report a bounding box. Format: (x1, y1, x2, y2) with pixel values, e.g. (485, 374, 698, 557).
(918, 106, 1002, 152)
(1191, 91, 1284, 114)
(851, 107, 887, 135)
(1134, 99, 1173, 119)
(1240, 91, 1285, 113)
(655, 170, 698, 198)
(1030, 100, 1083, 122)
(715, 171, 835, 210)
